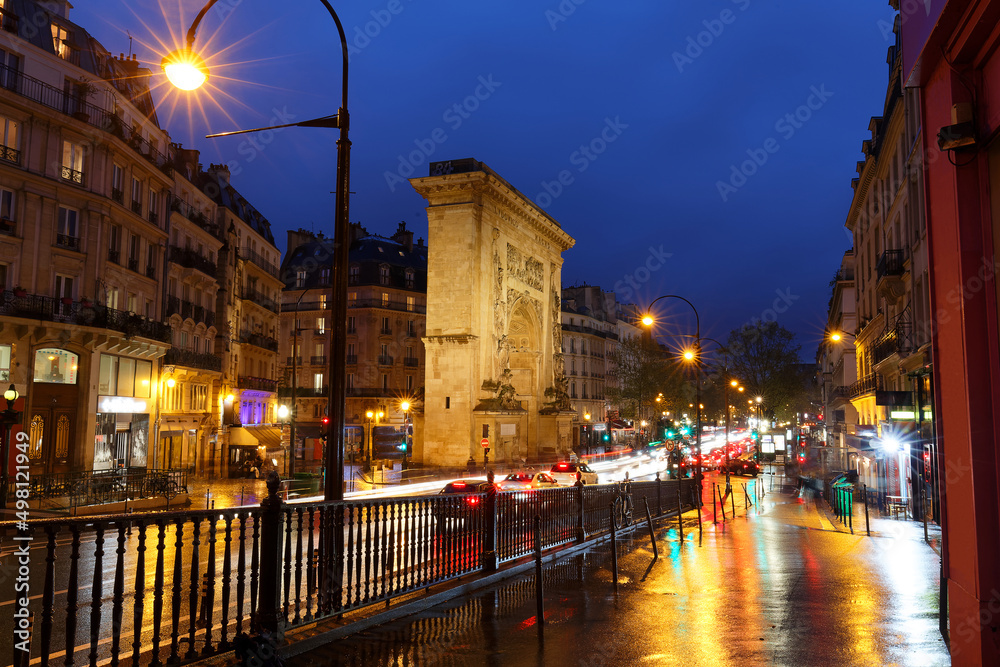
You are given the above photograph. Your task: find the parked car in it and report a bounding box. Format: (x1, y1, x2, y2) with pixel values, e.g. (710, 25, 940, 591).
(549, 461, 599, 485)
(434, 479, 492, 526)
(498, 471, 561, 491)
(721, 457, 760, 477)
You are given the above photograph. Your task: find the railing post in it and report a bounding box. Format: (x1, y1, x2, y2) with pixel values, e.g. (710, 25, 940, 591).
(482, 472, 498, 572)
(255, 471, 283, 636)
(656, 473, 662, 516)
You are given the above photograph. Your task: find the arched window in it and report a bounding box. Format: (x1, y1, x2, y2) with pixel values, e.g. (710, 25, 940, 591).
(33, 348, 79, 384)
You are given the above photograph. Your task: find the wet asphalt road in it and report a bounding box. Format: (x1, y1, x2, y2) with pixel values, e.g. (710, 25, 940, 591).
(290, 476, 949, 667)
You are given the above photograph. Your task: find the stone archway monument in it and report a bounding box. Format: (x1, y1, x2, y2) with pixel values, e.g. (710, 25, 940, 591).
(410, 159, 576, 467)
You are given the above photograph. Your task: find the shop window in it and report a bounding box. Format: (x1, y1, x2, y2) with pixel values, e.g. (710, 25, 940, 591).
(33, 348, 78, 384)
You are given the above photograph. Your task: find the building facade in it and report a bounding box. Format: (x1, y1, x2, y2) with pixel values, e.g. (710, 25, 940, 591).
(817, 250, 858, 471)
(277, 223, 427, 470)
(0, 0, 172, 476)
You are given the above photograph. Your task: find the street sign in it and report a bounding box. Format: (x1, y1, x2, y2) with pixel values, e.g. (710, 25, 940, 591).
(481, 437, 490, 448)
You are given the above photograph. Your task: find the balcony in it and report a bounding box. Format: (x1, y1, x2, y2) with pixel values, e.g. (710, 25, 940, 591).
(377, 355, 394, 366)
(237, 376, 278, 392)
(127, 258, 139, 272)
(111, 188, 123, 204)
(0, 7, 19, 34)
(872, 322, 913, 366)
(164, 347, 222, 372)
(60, 166, 83, 185)
(346, 355, 358, 365)
(286, 356, 303, 366)
(148, 211, 158, 225)
(0, 290, 170, 341)
(55, 234, 80, 251)
(241, 246, 279, 278)
(239, 329, 279, 352)
(310, 355, 327, 365)
(0, 144, 20, 165)
(380, 327, 392, 335)
(848, 373, 883, 400)
(876, 249, 907, 302)
(0, 217, 15, 236)
(349, 297, 426, 314)
(168, 245, 217, 277)
(131, 201, 142, 216)
(403, 356, 419, 367)
(278, 386, 327, 398)
(145, 265, 156, 280)
(165, 297, 215, 326)
(107, 249, 120, 264)
(170, 197, 222, 238)
(241, 287, 279, 313)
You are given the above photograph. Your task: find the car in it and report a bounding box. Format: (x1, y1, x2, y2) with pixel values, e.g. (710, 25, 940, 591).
(549, 461, 599, 485)
(497, 471, 561, 491)
(434, 479, 493, 525)
(721, 457, 760, 477)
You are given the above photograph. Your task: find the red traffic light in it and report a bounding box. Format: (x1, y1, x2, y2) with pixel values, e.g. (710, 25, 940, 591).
(321, 417, 330, 425)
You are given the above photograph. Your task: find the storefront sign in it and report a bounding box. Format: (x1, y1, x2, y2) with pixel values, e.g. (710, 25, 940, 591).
(98, 396, 148, 414)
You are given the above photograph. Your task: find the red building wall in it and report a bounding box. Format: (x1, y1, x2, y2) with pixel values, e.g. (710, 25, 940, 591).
(907, 1, 1000, 663)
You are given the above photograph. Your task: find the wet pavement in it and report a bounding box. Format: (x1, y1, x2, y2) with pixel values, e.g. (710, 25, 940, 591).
(288, 474, 949, 667)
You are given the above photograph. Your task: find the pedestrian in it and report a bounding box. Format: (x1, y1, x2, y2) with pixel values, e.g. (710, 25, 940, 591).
(251, 463, 259, 479)
(574, 471, 585, 488)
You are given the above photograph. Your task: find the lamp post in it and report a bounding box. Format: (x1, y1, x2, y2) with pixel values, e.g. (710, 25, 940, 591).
(0, 383, 20, 510)
(641, 295, 701, 481)
(583, 412, 591, 455)
(755, 396, 764, 461)
(277, 404, 290, 475)
(365, 409, 384, 473)
(400, 400, 410, 471)
(163, 0, 352, 502)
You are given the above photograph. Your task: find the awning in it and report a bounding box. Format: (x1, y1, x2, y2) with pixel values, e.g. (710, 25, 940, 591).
(243, 425, 283, 449)
(160, 416, 203, 438)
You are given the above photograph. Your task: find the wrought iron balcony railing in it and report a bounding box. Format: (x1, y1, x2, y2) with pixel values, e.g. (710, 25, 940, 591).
(0, 290, 170, 341)
(164, 347, 222, 372)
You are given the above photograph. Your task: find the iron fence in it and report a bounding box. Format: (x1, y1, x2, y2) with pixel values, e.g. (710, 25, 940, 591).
(2, 475, 694, 665)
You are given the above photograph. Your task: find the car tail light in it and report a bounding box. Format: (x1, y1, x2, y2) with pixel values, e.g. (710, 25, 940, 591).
(466, 496, 479, 506)
(453, 482, 466, 488)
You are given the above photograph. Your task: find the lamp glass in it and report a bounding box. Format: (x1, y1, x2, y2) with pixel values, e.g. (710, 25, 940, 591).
(3, 384, 17, 402)
(366, 410, 374, 419)
(162, 50, 209, 90)
(400, 401, 410, 412)
(641, 315, 654, 326)
(277, 405, 289, 419)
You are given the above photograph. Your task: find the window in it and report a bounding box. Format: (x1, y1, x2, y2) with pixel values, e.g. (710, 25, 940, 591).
(34, 348, 78, 385)
(108, 224, 121, 262)
(191, 385, 207, 411)
(130, 177, 141, 213)
(0, 187, 13, 234)
(295, 270, 306, 288)
(0, 343, 10, 382)
(51, 24, 71, 60)
(381, 316, 390, 333)
(56, 206, 79, 249)
(54, 273, 74, 300)
(316, 317, 325, 334)
(313, 373, 323, 390)
(61, 140, 84, 183)
(106, 286, 119, 310)
(128, 233, 139, 267)
(346, 373, 354, 390)
(382, 374, 389, 391)
(382, 292, 390, 308)
(380, 343, 389, 357)
(406, 374, 413, 391)
(112, 164, 123, 202)
(347, 316, 356, 333)
(146, 244, 156, 278)
(407, 320, 415, 336)
(0, 262, 6, 291)
(126, 293, 137, 314)
(405, 269, 414, 288)
(319, 294, 327, 310)
(0, 115, 18, 164)
(347, 291, 356, 306)
(347, 343, 355, 358)
(348, 265, 359, 284)
(147, 189, 158, 223)
(0, 49, 20, 91)
(319, 267, 330, 284)
(379, 265, 390, 285)
(406, 296, 415, 312)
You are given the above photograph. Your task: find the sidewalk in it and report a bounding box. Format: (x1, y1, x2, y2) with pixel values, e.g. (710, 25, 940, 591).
(280, 476, 948, 667)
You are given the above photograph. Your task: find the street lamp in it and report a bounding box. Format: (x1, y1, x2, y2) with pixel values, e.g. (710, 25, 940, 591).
(1, 383, 20, 510)
(365, 409, 384, 472)
(583, 412, 591, 455)
(277, 404, 290, 475)
(642, 294, 702, 483)
(164, 0, 352, 502)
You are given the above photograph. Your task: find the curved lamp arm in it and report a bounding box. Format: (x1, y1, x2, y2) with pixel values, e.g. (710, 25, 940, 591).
(644, 294, 700, 340)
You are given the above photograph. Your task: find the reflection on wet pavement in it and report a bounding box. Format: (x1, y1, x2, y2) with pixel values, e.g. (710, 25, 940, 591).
(290, 485, 949, 667)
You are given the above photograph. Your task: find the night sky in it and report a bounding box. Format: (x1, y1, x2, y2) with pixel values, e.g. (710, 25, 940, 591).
(75, 0, 896, 355)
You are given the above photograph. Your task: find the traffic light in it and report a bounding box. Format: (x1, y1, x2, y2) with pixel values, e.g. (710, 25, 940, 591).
(321, 416, 330, 426)
(602, 434, 609, 442)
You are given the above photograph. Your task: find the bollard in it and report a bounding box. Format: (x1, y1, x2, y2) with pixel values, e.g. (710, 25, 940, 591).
(609, 504, 619, 595)
(712, 483, 718, 524)
(718, 485, 727, 522)
(730, 487, 736, 519)
(847, 490, 853, 533)
(643, 497, 658, 560)
(863, 484, 871, 536)
(743, 483, 750, 509)
(676, 481, 683, 542)
(534, 516, 544, 633)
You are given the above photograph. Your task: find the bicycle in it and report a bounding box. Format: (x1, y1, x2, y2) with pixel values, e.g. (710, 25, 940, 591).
(612, 480, 634, 531)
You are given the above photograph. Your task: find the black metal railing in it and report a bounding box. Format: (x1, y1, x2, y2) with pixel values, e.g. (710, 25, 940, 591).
(108, 248, 120, 264)
(403, 357, 419, 367)
(55, 233, 80, 250)
(241, 288, 279, 313)
(130, 200, 142, 216)
(848, 372, 883, 399)
(277, 387, 327, 398)
(0, 217, 15, 235)
(346, 355, 357, 365)
(164, 347, 223, 372)
(310, 355, 327, 365)
(1, 476, 696, 665)
(168, 245, 217, 276)
(239, 330, 279, 352)
(241, 246, 279, 278)
(28, 467, 188, 504)
(170, 196, 222, 237)
(1, 143, 20, 164)
(876, 249, 905, 279)
(61, 166, 84, 185)
(111, 187, 123, 204)
(146, 265, 157, 280)
(0, 290, 170, 341)
(872, 321, 913, 365)
(377, 355, 393, 366)
(349, 298, 427, 314)
(237, 376, 278, 392)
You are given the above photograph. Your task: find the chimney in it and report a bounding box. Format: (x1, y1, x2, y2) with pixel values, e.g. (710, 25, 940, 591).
(286, 229, 316, 257)
(391, 221, 414, 252)
(417, 237, 425, 247)
(207, 163, 231, 184)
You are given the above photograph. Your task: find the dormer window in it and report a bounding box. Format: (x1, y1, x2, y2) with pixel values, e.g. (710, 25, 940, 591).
(295, 270, 306, 288)
(51, 24, 72, 61)
(348, 265, 359, 285)
(404, 269, 415, 289)
(379, 264, 390, 286)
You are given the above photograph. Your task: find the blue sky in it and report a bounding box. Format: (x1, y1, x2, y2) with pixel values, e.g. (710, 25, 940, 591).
(75, 0, 897, 355)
